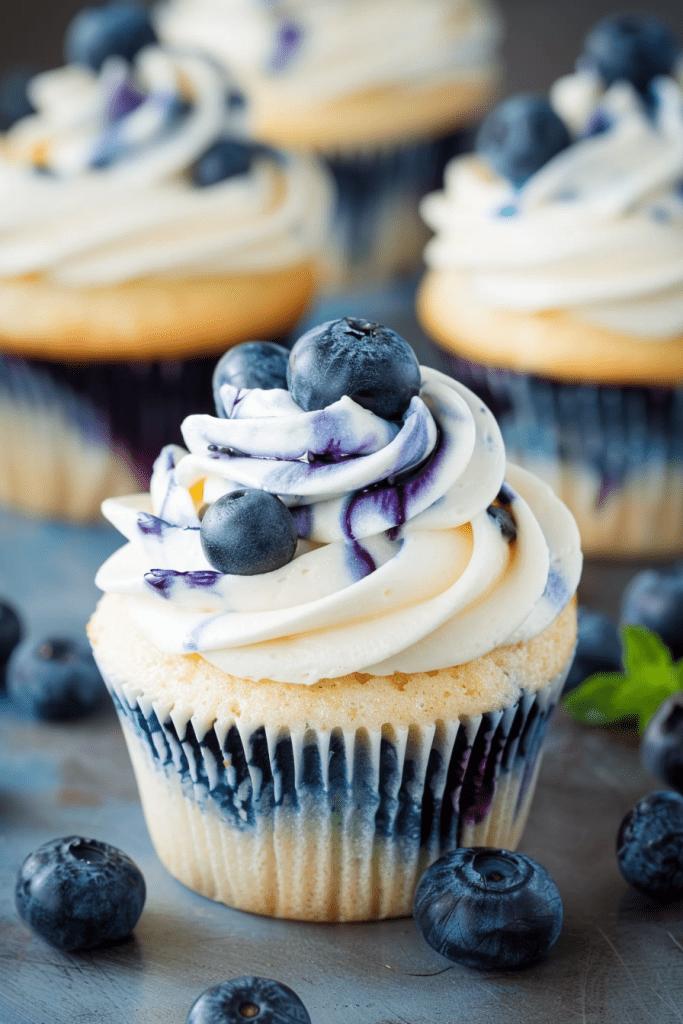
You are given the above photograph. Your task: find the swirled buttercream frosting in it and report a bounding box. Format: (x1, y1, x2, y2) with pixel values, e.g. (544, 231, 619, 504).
(96, 335, 581, 685)
(421, 72, 683, 338)
(0, 45, 332, 286)
(154, 0, 502, 105)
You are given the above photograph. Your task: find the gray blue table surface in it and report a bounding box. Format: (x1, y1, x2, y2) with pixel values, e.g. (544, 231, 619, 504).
(1, 289, 683, 1023)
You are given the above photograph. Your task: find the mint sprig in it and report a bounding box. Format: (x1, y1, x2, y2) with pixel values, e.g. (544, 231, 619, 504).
(563, 625, 683, 733)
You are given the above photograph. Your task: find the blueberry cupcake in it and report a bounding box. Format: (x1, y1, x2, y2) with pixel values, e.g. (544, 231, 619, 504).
(154, 0, 503, 290)
(0, 3, 333, 522)
(418, 13, 683, 558)
(87, 318, 581, 921)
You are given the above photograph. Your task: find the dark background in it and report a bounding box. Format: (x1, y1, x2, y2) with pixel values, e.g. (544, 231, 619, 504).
(2, 0, 683, 95)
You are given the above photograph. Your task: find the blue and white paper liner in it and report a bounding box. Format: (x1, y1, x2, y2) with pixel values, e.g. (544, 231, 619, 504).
(324, 130, 472, 293)
(430, 349, 683, 557)
(0, 350, 219, 521)
(97, 658, 568, 921)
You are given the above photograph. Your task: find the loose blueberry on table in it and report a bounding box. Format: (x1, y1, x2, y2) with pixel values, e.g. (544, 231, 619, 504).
(64, 1, 157, 72)
(287, 317, 421, 422)
(616, 790, 683, 902)
(212, 341, 290, 413)
(15, 836, 146, 951)
(413, 847, 563, 970)
(186, 977, 312, 1024)
(580, 13, 679, 95)
(0, 598, 23, 686)
(200, 489, 298, 576)
(620, 565, 683, 660)
(562, 606, 622, 695)
(475, 95, 572, 189)
(641, 692, 683, 793)
(6, 636, 108, 720)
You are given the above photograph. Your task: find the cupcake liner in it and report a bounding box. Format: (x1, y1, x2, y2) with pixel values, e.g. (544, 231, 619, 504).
(324, 128, 473, 291)
(98, 660, 568, 921)
(430, 348, 683, 557)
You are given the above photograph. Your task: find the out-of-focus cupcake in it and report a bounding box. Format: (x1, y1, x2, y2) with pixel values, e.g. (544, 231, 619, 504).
(0, 3, 333, 522)
(418, 13, 683, 558)
(154, 0, 503, 290)
(88, 317, 581, 921)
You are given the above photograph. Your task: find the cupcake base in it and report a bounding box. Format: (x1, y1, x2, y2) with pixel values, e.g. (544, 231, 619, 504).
(0, 264, 316, 521)
(88, 593, 576, 921)
(0, 264, 317, 361)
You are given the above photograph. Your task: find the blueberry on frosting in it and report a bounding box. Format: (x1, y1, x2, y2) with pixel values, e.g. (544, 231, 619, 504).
(212, 341, 290, 415)
(475, 95, 572, 188)
(581, 14, 679, 95)
(64, 2, 157, 72)
(192, 140, 258, 188)
(287, 317, 421, 422)
(200, 490, 298, 575)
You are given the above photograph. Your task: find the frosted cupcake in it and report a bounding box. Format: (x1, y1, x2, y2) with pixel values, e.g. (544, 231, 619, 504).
(154, 0, 503, 289)
(87, 317, 582, 921)
(418, 13, 683, 558)
(0, 4, 333, 521)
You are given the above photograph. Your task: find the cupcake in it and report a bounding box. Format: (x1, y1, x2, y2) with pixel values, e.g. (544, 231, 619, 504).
(87, 317, 582, 921)
(0, 4, 333, 522)
(418, 13, 683, 558)
(154, 0, 503, 290)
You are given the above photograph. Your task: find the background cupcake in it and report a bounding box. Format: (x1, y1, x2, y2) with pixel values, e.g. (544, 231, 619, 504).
(88, 318, 581, 921)
(418, 13, 683, 558)
(154, 0, 504, 291)
(0, 3, 333, 522)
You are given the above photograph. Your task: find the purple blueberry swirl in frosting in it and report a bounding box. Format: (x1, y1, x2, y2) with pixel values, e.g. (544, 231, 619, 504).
(96, 364, 582, 684)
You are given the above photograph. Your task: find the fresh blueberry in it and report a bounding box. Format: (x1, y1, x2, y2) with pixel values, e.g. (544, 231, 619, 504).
(562, 606, 623, 696)
(475, 95, 572, 188)
(15, 836, 146, 951)
(616, 790, 683, 902)
(64, 2, 157, 72)
(0, 599, 23, 687)
(413, 847, 563, 970)
(287, 317, 421, 422)
(6, 636, 108, 720)
(192, 140, 257, 188)
(212, 341, 290, 414)
(641, 693, 683, 794)
(186, 976, 311, 1024)
(0, 66, 38, 131)
(581, 14, 679, 95)
(200, 490, 298, 575)
(620, 565, 683, 660)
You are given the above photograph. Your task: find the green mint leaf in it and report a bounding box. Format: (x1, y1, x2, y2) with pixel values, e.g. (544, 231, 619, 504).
(620, 624, 672, 677)
(563, 672, 629, 725)
(617, 663, 679, 732)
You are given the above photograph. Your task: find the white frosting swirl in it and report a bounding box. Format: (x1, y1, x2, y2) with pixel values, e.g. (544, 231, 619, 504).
(421, 74, 683, 338)
(0, 47, 332, 286)
(96, 364, 581, 685)
(154, 0, 503, 104)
